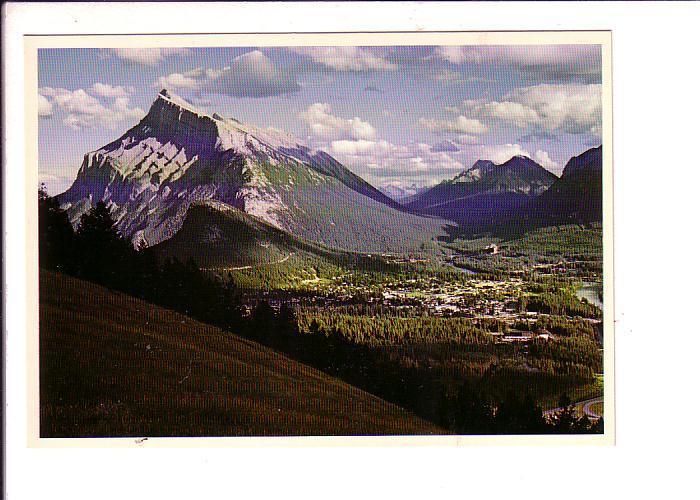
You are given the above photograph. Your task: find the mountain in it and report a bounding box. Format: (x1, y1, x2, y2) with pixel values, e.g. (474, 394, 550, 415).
(529, 146, 603, 223)
(378, 183, 431, 202)
(58, 89, 448, 254)
(150, 199, 388, 273)
(404, 155, 558, 225)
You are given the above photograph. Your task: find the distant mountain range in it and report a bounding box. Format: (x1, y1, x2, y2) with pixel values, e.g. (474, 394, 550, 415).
(404, 155, 559, 225)
(58, 90, 449, 254)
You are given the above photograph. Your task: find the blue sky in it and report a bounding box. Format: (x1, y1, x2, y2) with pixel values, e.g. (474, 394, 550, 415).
(38, 45, 602, 195)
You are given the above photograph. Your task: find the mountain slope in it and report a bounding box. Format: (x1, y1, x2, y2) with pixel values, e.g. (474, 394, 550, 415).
(58, 89, 447, 253)
(150, 199, 382, 270)
(529, 146, 603, 223)
(40, 270, 443, 437)
(405, 155, 557, 225)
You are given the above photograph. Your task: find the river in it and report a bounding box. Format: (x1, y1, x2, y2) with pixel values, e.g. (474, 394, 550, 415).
(576, 281, 603, 309)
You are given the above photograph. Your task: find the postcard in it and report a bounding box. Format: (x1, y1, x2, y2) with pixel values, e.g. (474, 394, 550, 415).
(25, 31, 613, 446)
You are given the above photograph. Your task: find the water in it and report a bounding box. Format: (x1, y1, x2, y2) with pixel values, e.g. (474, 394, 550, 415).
(448, 263, 477, 274)
(576, 281, 603, 309)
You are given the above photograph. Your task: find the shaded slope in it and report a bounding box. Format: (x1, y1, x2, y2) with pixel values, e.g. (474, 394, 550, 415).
(40, 271, 443, 437)
(149, 200, 386, 270)
(529, 146, 603, 223)
(406, 156, 557, 225)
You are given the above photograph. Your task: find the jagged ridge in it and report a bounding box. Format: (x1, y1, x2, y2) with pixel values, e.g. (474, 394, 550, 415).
(58, 90, 448, 253)
(405, 155, 557, 225)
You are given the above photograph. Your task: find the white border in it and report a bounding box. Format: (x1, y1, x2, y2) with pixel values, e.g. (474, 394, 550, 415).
(5, 2, 700, 499)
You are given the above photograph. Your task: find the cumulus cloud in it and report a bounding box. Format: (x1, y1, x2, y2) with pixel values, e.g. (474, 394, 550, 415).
(90, 83, 132, 98)
(328, 139, 463, 181)
(460, 84, 601, 136)
(434, 45, 601, 82)
(507, 84, 602, 135)
(38, 93, 53, 117)
(300, 103, 376, 141)
(155, 68, 204, 91)
(420, 115, 487, 135)
(455, 134, 479, 145)
(291, 47, 397, 71)
(480, 101, 541, 128)
(534, 150, 560, 173)
(431, 140, 460, 152)
(474, 144, 532, 165)
(205, 50, 301, 97)
(41, 87, 144, 130)
(329, 139, 400, 157)
(110, 47, 190, 65)
(153, 51, 300, 98)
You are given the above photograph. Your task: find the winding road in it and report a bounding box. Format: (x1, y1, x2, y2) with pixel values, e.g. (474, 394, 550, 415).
(203, 252, 295, 272)
(544, 396, 603, 420)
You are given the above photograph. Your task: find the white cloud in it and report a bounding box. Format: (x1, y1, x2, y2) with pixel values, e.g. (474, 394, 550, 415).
(475, 144, 531, 164)
(328, 139, 463, 180)
(420, 115, 487, 135)
(481, 101, 541, 128)
(155, 68, 204, 91)
(207, 51, 300, 97)
(329, 139, 401, 157)
(461, 84, 602, 136)
(291, 47, 397, 71)
(42, 87, 144, 130)
(434, 45, 601, 82)
(38, 93, 53, 117)
(111, 47, 190, 65)
(455, 134, 479, 145)
(38, 171, 74, 196)
(39, 87, 59, 97)
(431, 140, 460, 152)
(534, 150, 560, 173)
(436, 46, 472, 65)
(90, 83, 132, 98)
(151, 51, 301, 98)
(300, 103, 376, 141)
(509, 84, 601, 135)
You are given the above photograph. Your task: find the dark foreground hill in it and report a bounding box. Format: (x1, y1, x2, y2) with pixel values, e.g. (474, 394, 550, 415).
(39, 271, 442, 437)
(528, 146, 603, 223)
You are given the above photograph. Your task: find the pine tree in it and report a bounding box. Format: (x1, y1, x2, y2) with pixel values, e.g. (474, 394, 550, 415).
(38, 186, 76, 272)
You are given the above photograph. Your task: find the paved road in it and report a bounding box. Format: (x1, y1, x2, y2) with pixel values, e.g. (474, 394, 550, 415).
(544, 396, 603, 420)
(581, 397, 603, 419)
(203, 252, 294, 272)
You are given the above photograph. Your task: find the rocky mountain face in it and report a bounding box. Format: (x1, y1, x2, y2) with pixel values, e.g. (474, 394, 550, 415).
(405, 155, 558, 225)
(59, 90, 448, 254)
(529, 146, 603, 223)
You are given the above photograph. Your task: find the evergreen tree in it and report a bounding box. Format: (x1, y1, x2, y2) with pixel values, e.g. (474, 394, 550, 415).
(38, 186, 76, 272)
(75, 201, 132, 287)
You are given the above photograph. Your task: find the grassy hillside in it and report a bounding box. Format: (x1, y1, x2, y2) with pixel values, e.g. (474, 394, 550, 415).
(39, 271, 443, 437)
